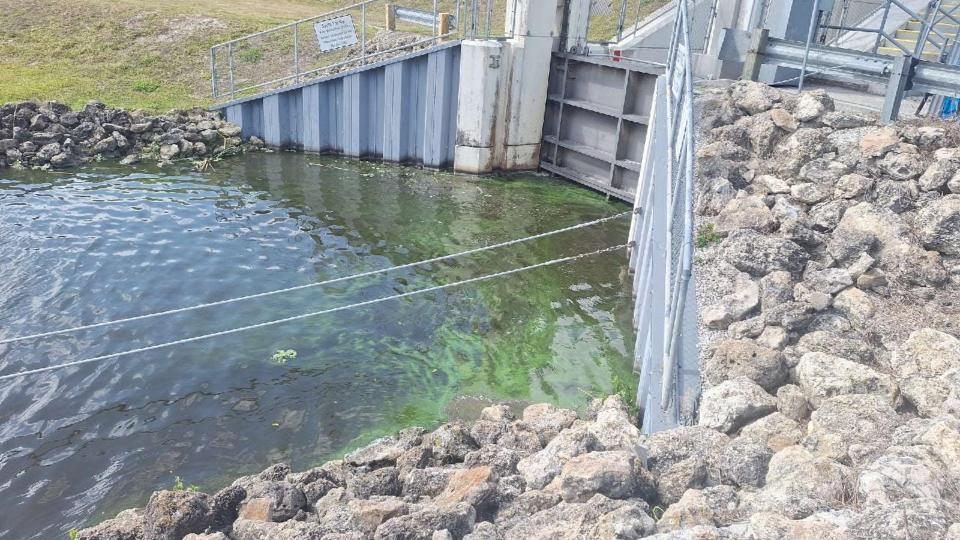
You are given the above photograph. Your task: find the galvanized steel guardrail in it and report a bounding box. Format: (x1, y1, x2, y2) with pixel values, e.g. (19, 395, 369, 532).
(209, 0, 508, 101)
(628, 0, 699, 433)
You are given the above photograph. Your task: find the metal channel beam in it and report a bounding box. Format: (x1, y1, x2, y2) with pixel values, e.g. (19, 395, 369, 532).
(722, 30, 960, 119)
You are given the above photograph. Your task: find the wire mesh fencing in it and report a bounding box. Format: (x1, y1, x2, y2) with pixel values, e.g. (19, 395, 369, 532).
(210, 0, 509, 101)
(628, 0, 698, 433)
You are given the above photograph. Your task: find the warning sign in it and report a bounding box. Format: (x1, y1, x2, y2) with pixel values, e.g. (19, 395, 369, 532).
(314, 15, 359, 52)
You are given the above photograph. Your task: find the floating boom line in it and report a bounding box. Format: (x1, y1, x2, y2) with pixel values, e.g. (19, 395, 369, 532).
(0, 211, 632, 346)
(0, 243, 630, 381)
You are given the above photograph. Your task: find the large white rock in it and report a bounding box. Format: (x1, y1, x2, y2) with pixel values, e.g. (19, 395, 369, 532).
(805, 394, 899, 464)
(889, 328, 960, 417)
(796, 352, 898, 408)
(698, 377, 777, 434)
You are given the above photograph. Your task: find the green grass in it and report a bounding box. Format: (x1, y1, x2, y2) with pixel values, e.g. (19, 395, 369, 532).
(695, 223, 722, 249)
(0, 0, 669, 112)
(0, 0, 339, 111)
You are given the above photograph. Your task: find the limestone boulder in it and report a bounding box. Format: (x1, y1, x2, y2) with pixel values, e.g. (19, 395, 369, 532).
(916, 194, 960, 256)
(794, 90, 833, 123)
(859, 127, 899, 157)
(698, 377, 777, 434)
(751, 445, 851, 519)
(714, 195, 778, 235)
(646, 427, 730, 504)
(878, 152, 926, 181)
(702, 339, 786, 392)
(721, 229, 809, 277)
(796, 351, 898, 409)
(516, 425, 596, 489)
(857, 445, 947, 507)
(919, 159, 959, 191)
(656, 486, 746, 532)
(521, 403, 577, 445)
(832, 202, 947, 286)
(739, 412, 805, 452)
(731, 81, 782, 115)
(557, 450, 655, 503)
(846, 498, 959, 540)
(889, 328, 960, 417)
(500, 495, 653, 540)
(805, 394, 899, 464)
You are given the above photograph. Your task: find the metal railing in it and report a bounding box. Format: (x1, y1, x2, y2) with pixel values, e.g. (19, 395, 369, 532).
(209, 0, 510, 101)
(819, 0, 960, 60)
(585, 0, 716, 54)
(628, 0, 698, 433)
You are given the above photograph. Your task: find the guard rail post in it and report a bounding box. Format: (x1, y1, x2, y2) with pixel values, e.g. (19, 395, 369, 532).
(743, 28, 769, 82)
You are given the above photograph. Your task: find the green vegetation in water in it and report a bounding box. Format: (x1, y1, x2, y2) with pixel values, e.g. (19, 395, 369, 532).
(271, 349, 298, 364)
(695, 223, 722, 248)
(68, 529, 79, 540)
(172, 476, 199, 492)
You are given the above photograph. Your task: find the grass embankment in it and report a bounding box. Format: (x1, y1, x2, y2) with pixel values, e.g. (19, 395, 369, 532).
(0, 0, 669, 113)
(0, 0, 337, 111)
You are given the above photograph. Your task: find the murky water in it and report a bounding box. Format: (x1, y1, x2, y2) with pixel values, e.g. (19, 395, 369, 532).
(0, 153, 635, 538)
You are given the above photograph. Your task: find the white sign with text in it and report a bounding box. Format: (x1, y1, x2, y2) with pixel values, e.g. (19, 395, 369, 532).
(314, 15, 358, 52)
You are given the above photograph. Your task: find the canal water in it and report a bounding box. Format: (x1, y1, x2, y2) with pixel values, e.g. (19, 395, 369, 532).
(0, 153, 635, 538)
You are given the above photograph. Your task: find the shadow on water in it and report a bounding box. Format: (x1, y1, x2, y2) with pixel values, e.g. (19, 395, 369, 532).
(0, 152, 635, 538)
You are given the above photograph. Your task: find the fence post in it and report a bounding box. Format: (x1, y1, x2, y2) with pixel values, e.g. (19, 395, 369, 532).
(294, 23, 301, 84)
(210, 47, 219, 99)
(742, 28, 768, 82)
(798, 0, 821, 92)
(882, 53, 914, 123)
(228, 42, 236, 98)
(439, 13, 453, 37)
(385, 4, 396, 30)
(362, 3, 367, 65)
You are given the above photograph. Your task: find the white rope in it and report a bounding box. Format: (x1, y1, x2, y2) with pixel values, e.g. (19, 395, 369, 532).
(0, 243, 629, 381)
(0, 212, 632, 346)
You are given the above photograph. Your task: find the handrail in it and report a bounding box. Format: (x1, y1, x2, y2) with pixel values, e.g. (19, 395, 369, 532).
(209, 0, 507, 100)
(211, 0, 383, 51)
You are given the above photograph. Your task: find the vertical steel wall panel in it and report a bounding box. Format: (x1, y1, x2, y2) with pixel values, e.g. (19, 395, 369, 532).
(302, 85, 322, 152)
(215, 43, 460, 167)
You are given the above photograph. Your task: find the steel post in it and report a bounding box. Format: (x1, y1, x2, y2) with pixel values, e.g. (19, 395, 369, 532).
(210, 48, 219, 99)
(799, 0, 821, 92)
(742, 28, 769, 82)
(294, 24, 301, 83)
(228, 43, 236, 98)
(882, 54, 914, 123)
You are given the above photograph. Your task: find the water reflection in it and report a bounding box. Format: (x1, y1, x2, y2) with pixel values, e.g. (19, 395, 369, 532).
(0, 153, 634, 538)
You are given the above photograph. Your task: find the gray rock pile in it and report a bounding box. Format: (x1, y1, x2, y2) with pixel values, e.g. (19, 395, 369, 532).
(687, 80, 960, 538)
(76, 397, 658, 540)
(0, 100, 261, 170)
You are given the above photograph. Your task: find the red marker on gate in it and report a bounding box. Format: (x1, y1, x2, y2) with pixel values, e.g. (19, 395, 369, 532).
(612, 49, 622, 62)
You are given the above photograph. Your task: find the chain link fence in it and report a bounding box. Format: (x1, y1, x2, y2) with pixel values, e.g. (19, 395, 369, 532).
(210, 0, 510, 101)
(628, 0, 698, 433)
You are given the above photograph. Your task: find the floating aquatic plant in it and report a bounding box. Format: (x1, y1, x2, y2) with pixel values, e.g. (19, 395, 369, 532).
(271, 349, 297, 364)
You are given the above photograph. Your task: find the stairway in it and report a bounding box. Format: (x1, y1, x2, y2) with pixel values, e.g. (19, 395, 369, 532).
(877, 3, 960, 60)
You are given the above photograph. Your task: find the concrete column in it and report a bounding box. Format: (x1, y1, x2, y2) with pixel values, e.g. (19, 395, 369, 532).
(454, 0, 557, 173)
(454, 40, 503, 174)
(499, 0, 556, 169)
(563, 0, 591, 53)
